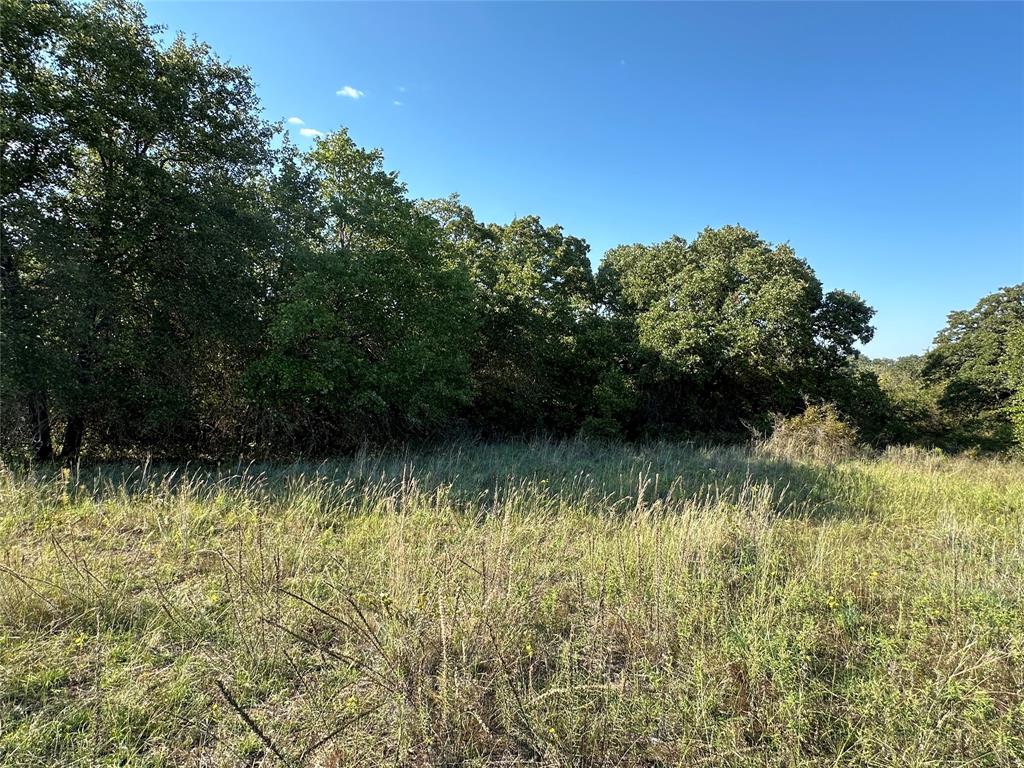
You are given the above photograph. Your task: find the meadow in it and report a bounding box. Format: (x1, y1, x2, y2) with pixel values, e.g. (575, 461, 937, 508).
(1, 440, 1022, 766)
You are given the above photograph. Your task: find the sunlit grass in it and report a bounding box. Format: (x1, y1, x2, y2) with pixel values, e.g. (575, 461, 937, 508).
(2, 441, 1022, 766)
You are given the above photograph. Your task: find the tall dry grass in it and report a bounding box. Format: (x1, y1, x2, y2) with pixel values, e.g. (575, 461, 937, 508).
(1, 440, 1022, 766)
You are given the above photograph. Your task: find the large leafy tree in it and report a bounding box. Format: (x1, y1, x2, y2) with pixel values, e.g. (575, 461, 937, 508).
(1, 0, 273, 459)
(424, 197, 604, 434)
(248, 133, 475, 450)
(598, 226, 875, 432)
(923, 284, 1024, 450)
(2, 0, 79, 460)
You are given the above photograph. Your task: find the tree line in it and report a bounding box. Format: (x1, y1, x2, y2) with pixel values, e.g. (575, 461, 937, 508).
(2, 0, 1022, 461)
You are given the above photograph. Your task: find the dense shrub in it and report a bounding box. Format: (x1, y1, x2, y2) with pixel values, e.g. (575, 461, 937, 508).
(759, 403, 863, 463)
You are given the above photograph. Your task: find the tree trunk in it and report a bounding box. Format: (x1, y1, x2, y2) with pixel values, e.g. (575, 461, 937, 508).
(60, 414, 86, 461)
(28, 393, 54, 462)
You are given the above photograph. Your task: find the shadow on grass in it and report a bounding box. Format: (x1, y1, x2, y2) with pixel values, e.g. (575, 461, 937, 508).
(21, 440, 885, 522)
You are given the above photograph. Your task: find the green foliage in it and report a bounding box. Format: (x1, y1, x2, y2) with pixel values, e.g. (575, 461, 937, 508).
(425, 197, 603, 435)
(2, 0, 1019, 460)
(2, 0, 273, 459)
(247, 133, 474, 450)
(1006, 325, 1024, 450)
(922, 284, 1024, 451)
(598, 226, 875, 433)
(857, 289, 1024, 454)
(577, 366, 638, 441)
(860, 356, 946, 445)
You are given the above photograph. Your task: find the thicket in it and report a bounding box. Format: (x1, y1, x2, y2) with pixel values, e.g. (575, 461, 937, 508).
(2, 0, 1022, 461)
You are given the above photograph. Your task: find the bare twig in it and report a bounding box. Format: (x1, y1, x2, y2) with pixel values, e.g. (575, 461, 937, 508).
(214, 678, 293, 766)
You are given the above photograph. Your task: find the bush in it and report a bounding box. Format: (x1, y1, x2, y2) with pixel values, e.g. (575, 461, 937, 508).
(759, 403, 863, 463)
(578, 415, 623, 442)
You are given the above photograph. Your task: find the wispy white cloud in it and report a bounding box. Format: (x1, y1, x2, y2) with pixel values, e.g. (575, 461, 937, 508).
(336, 85, 364, 99)
(286, 116, 305, 125)
(397, 85, 407, 93)
(299, 127, 325, 138)
(392, 100, 403, 107)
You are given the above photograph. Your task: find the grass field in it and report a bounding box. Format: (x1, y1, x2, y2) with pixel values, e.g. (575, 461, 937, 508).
(1, 441, 1022, 767)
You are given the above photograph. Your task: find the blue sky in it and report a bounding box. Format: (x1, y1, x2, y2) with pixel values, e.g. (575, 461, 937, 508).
(143, 1, 1023, 358)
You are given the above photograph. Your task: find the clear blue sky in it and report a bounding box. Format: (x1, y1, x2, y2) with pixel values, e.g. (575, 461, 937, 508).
(143, 1, 1023, 358)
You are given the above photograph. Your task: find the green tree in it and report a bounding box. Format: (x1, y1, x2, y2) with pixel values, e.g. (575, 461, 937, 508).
(859, 355, 944, 445)
(248, 132, 474, 450)
(598, 226, 875, 432)
(923, 284, 1024, 450)
(424, 197, 603, 434)
(1006, 326, 1024, 450)
(1, 0, 273, 459)
(1, 0, 77, 459)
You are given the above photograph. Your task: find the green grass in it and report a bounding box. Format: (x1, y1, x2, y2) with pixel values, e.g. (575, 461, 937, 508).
(1, 441, 1022, 766)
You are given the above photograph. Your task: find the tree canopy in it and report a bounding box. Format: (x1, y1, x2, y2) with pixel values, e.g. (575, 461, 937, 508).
(248, 133, 475, 451)
(921, 285, 1024, 449)
(2, 0, 1019, 459)
(598, 227, 875, 432)
(2, 0, 273, 459)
